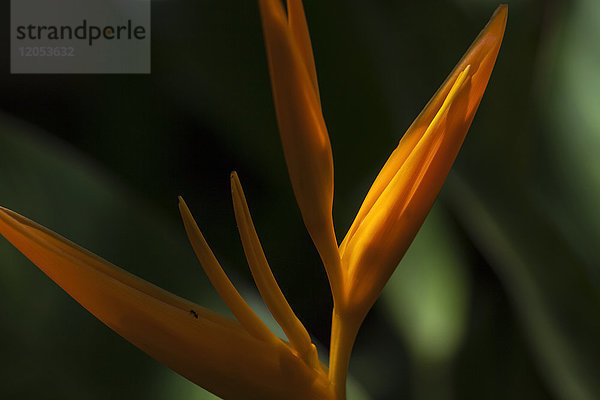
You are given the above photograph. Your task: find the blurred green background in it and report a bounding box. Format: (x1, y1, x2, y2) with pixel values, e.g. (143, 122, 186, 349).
(1, 0, 599, 399)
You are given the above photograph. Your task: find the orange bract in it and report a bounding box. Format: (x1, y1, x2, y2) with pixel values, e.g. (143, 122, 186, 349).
(340, 6, 507, 320)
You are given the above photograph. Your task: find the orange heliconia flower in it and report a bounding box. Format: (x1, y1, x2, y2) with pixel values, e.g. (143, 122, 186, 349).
(0, 2, 506, 399)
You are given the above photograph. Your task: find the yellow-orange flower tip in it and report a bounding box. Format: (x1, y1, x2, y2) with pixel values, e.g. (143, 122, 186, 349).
(0, 205, 333, 399)
(258, 0, 343, 301)
(339, 5, 507, 318)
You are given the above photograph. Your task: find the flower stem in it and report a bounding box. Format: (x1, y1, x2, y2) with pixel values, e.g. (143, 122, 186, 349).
(328, 307, 361, 400)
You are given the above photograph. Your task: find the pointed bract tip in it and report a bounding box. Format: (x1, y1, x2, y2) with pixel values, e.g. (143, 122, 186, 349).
(230, 171, 242, 196)
(0, 205, 13, 219)
(490, 4, 508, 29)
(177, 196, 190, 214)
(496, 4, 508, 23)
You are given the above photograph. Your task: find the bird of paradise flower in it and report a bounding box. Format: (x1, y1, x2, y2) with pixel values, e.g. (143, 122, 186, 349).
(0, 1, 506, 399)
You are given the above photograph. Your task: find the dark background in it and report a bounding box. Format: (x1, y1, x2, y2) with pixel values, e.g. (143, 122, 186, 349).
(0, 1, 598, 399)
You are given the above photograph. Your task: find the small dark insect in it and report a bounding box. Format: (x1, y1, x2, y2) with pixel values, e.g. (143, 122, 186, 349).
(189, 309, 198, 319)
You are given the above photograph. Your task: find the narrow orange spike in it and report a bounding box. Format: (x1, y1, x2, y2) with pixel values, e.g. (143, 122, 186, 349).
(178, 197, 280, 345)
(230, 172, 320, 370)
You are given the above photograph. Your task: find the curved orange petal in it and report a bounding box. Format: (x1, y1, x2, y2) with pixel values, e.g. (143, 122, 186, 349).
(340, 5, 507, 258)
(259, 0, 342, 301)
(0, 206, 333, 400)
(340, 5, 507, 314)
